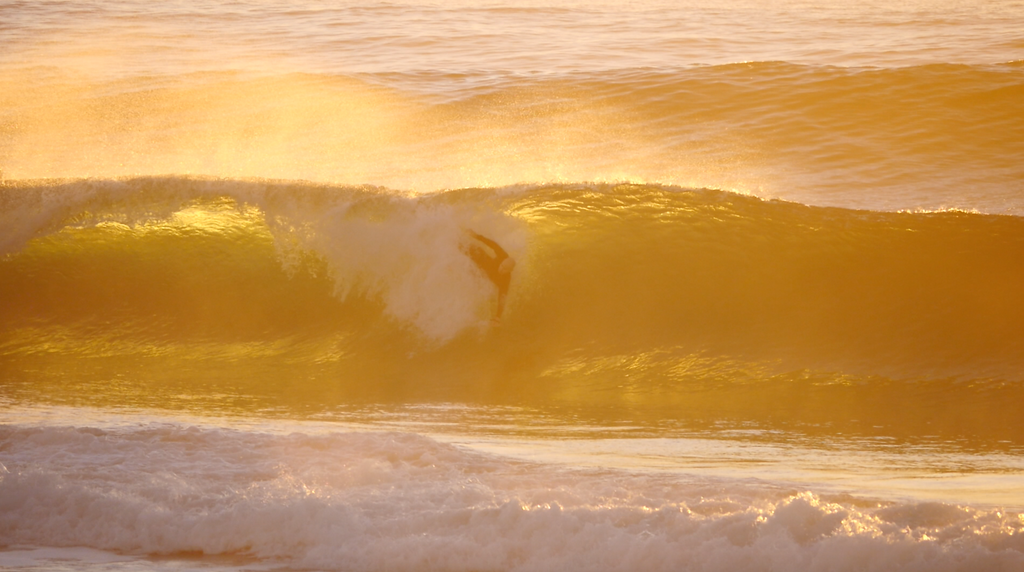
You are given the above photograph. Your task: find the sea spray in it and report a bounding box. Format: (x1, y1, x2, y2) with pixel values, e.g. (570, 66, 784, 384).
(2, 417, 1023, 571)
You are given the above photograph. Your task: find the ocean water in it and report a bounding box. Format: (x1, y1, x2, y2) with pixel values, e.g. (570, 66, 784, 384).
(2, 1, 1024, 570)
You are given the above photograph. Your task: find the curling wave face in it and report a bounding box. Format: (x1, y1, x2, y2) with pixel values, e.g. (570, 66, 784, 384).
(3, 177, 1024, 448)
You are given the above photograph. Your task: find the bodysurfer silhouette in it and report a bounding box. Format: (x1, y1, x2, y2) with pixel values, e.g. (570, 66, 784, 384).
(461, 230, 515, 322)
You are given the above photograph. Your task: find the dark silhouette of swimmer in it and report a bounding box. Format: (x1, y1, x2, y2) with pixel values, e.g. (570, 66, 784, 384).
(461, 230, 515, 321)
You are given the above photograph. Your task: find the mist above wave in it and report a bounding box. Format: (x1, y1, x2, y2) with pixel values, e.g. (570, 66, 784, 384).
(2, 61, 1022, 213)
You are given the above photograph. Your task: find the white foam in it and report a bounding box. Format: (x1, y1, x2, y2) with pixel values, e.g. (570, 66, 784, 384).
(0, 547, 132, 567)
(2, 419, 1022, 572)
(0, 177, 527, 340)
(263, 192, 526, 341)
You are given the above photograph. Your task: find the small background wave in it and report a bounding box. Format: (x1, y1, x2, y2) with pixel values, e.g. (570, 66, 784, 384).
(3, 0, 1021, 74)
(2, 62, 1023, 213)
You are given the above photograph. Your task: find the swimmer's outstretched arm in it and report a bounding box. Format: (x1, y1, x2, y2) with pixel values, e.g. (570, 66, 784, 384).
(465, 230, 508, 259)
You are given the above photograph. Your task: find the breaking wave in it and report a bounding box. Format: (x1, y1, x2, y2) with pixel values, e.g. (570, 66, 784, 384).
(3, 177, 1024, 444)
